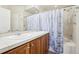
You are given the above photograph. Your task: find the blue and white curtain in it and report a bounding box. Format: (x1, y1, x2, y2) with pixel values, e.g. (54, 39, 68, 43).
(26, 9, 64, 53)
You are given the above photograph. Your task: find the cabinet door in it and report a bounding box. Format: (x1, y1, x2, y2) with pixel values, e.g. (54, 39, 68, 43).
(30, 38, 41, 54)
(16, 43, 30, 54)
(4, 43, 30, 54)
(40, 34, 49, 54)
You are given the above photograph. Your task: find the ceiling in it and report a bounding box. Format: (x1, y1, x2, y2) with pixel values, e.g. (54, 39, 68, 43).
(1, 5, 73, 11)
(0, 5, 75, 16)
(24, 5, 74, 16)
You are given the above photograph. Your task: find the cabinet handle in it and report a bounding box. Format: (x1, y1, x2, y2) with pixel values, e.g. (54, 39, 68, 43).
(27, 46, 30, 49)
(31, 44, 34, 47)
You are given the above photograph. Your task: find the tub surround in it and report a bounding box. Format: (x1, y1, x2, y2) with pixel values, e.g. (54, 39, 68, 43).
(64, 38, 76, 54)
(0, 31, 49, 54)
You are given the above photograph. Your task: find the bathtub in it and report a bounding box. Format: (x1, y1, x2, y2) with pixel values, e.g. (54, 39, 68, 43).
(64, 38, 76, 54)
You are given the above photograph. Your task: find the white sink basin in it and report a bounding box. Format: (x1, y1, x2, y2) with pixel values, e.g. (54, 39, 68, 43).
(0, 32, 45, 41)
(0, 33, 34, 40)
(1, 35, 18, 40)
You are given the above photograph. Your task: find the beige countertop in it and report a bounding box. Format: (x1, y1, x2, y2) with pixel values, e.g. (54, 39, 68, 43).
(0, 31, 49, 53)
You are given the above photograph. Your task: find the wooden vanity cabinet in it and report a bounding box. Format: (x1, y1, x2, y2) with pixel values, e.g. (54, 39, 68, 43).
(3, 34, 48, 54)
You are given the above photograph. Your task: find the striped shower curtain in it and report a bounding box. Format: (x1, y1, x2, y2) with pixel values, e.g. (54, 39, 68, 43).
(26, 9, 64, 53)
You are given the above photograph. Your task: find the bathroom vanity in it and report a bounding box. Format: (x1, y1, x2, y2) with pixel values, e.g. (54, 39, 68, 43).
(0, 31, 49, 54)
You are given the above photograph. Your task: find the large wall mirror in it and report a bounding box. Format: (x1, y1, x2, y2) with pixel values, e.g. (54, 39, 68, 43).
(0, 7, 11, 33)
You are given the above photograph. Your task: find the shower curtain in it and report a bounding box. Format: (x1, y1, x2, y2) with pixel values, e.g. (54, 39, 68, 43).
(26, 9, 64, 53)
(27, 14, 40, 31)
